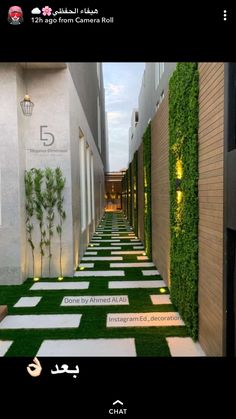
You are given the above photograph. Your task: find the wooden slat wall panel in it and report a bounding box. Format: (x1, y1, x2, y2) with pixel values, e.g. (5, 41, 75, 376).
(198, 62, 224, 356)
(151, 95, 170, 286)
(138, 143, 144, 242)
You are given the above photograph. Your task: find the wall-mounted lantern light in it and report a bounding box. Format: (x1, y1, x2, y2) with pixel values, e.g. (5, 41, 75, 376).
(175, 178, 182, 191)
(175, 159, 183, 204)
(20, 63, 34, 116)
(20, 94, 34, 116)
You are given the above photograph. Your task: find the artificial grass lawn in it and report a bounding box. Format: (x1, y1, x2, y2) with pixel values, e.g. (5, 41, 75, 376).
(0, 212, 189, 356)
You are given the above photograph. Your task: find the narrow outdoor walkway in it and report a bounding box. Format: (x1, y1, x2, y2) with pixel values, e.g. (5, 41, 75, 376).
(0, 211, 204, 356)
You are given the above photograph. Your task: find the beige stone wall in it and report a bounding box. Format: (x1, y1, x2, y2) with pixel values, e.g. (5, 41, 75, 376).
(198, 63, 224, 356)
(151, 95, 170, 286)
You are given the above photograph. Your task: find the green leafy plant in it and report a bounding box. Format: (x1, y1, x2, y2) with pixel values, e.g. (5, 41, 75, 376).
(122, 171, 128, 217)
(33, 168, 46, 277)
(133, 151, 138, 235)
(55, 167, 66, 278)
(24, 169, 35, 278)
(143, 124, 152, 258)
(44, 168, 57, 277)
(169, 62, 199, 339)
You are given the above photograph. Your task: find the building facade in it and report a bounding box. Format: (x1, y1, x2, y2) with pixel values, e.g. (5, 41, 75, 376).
(125, 62, 232, 356)
(0, 62, 108, 284)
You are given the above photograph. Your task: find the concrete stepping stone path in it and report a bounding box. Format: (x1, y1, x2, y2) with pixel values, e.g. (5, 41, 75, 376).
(0, 341, 13, 356)
(0, 212, 194, 357)
(30, 282, 89, 290)
(166, 337, 206, 356)
(37, 338, 136, 356)
(150, 295, 171, 305)
(108, 280, 165, 289)
(0, 314, 82, 329)
(14, 297, 42, 308)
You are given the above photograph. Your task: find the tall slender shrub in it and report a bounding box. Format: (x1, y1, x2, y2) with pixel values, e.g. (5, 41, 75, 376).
(34, 168, 46, 277)
(55, 167, 66, 278)
(24, 169, 35, 278)
(44, 168, 57, 276)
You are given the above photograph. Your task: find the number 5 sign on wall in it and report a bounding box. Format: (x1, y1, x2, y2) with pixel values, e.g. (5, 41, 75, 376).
(40, 125, 55, 146)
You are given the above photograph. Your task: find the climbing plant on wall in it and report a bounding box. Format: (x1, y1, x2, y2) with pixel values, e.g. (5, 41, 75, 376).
(25, 167, 66, 279)
(169, 62, 199, 340)
(55, 167, 66, 279)
(44, 168, 57, 277)
(122, 171, 128, 216)
(24, 169, 35, 278)
(128, 162, 133, 226)
(34, 168, 46, 278)
(133, 151, 138, 235)
(143, 124, 152, 258)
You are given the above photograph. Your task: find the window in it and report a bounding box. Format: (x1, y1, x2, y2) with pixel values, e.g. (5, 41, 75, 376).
(155, 63, 160, 89)
(160, 62, 165, 78)
(90, 153, 95, 221)
(160, 90, 165, 103)
(86, 143, 91, 225)
(97, 95, 101, 152)
(97, 63, 101, 89)
(79, 129, 86, 232)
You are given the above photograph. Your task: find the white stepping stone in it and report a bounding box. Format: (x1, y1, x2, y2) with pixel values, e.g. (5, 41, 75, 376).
(133, 246, 144, 249)
(166, 338, 206, 356)
(92, 236, 102, 239)
(92, 239, 120, 243)
(109, 280, 165, 289)
(30, 282, 89, 290)
(89, 247, 121, 250)
(37, 338, 136, 357)
(110, 262, 155, 268)
(74, 270, 125, 277)
(137, 256, 149, 260)
(150, 295, 171, 305)
(61, 295, 129, 306)
(82, 257, 123, 261)
(142, 270, 160, 276)
(111, 251, 145, 255)
(130, 239, 140, 242)
(89, 243, 100, 246)
(0, 341, 13, 356)
(107, 312, 185, 328)
(0, 314, 82, 329)
(14, 297, 42, 308)
(79, 263, 94, 268)
(112, 236, 137, 239)
(97, 234, 118, 236)
(84, 252, 98, 255)
(111, 243, 140, 246)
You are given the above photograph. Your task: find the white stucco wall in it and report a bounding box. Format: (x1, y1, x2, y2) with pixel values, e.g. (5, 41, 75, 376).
(0, 63, 105, 284)
(68, 70, 105, 263)
(0, 64, 24, 284)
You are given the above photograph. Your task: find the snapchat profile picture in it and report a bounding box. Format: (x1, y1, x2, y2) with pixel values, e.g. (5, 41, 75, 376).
(8, 6, 24, 25)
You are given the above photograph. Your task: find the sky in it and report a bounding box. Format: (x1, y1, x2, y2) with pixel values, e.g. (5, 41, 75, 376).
(103, 63, 145, 172)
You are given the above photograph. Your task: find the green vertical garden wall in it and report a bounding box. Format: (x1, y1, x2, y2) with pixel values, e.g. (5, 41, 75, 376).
(143, 124, 152, 258)
(133, 151, 138, 235)
(127, 162, 133, 226)
(169, 63, 199, 340)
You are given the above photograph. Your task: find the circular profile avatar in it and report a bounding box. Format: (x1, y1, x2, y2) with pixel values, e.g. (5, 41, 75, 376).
(8, 6, 24, 25)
